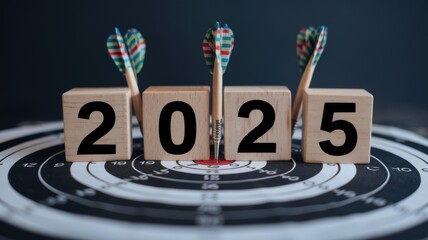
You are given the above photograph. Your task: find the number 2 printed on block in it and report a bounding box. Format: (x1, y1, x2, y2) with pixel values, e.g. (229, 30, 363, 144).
(224, 86, 291, 161)
(62, 88, 133, 162)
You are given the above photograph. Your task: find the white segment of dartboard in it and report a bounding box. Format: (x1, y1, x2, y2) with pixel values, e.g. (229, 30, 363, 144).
(234, 137, 428, 240)
(133, 159, 293, 184)
(71, 127, 356, 205)
(134, 159, 275, 184)
(0, 135, 201, 239)
(46, 150, 363, 223)
(227, 156, 389, 217)
(73, 158, 354, 205)
(160, 160, 267, 175)
(0, 122, 63, 144)
(0, 122, 428, 240)
(0, 134, 62, 159)
(38, 152, 204, 219)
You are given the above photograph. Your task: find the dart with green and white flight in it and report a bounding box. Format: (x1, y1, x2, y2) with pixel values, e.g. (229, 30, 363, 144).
(291, 26, 327, 134)
(202, 22, 235, 160)
(107, 28, 146, 134)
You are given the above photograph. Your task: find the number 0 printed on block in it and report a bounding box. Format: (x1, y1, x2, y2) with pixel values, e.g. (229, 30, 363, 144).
(302, 89, 373, 164)
(142, 86, 210, 160)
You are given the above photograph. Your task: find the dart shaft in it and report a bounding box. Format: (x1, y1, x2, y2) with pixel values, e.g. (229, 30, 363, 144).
(125, 69, 143, 132)
(291, 55, 315, 134)
(212, 60, 223, 160)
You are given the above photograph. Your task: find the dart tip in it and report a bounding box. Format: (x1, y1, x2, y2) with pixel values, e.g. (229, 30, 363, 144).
(215, 22, 220, 29)
(214, 141, 220, 160)
(224, 23, 229, 28)
(138, 121, 144, 136)
(291, 124, 297, 137)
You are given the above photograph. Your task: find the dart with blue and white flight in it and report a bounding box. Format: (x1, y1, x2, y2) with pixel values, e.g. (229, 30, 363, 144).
(202, 22, 235, 160)
(291, 26, 327, 134)
(107, 28, 146, 134)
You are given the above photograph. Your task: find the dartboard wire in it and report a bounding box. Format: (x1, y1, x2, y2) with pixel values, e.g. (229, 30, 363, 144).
(324, 140, 428, 239)
(83, 159, 201, 199)
(127, 148, 338, 194)
(374, 135, 428, 165)
(372, 124, 428, 146)
(135, 162, 291, 184)
(0, 131, 196, 220)
(175, 160, 253, 171)
(80, 159, 353, 206)
(0, 139, 105, 239)
(160, 160, 269, 175)
(130, 155, 298, 184)
(218, 158, 427, 240)
(0, 124, 368, 210)
(0, 136, 66, 217)
(0, 135, 62, 162)
(0, 123, 428, 239)
(221, 155, 390, 219)
(251, 163, 344, 198)
(371, 137, 428, 215)
(80, 159, 220, 204)
(37, 150, 197, 219)
(0, 122, 63, 144)
(3, 164, 200, 240)
(78, 133, 428, 238)
(131, 158, 360, 206)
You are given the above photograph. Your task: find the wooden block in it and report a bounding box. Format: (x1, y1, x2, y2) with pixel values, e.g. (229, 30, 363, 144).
(302, 88, 373, 164)
(224, 86, 291, 160)
(62, 88, 132, 162)
(143, 86, 210, 160)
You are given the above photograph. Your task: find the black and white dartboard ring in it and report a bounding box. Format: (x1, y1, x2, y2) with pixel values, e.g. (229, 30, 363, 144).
(1, 121, 428, 239)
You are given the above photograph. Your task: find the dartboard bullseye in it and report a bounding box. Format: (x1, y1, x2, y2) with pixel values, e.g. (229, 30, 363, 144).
(1, 122, 428, 239)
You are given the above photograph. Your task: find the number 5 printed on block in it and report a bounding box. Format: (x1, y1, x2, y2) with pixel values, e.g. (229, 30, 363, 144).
(302, 89, 373, 164)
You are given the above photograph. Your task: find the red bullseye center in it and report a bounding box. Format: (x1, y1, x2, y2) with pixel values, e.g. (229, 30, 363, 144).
(194, 157, 234, 166)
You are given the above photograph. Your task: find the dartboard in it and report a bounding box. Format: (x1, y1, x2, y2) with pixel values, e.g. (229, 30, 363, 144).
(1, 121, 428, 239)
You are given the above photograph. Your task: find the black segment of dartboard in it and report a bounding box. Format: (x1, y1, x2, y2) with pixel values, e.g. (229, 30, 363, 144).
(1, 122, 428, 239)
(105, 155, 319, 190)
(9, 147, 200, 225)
(0, 130, 63, 152)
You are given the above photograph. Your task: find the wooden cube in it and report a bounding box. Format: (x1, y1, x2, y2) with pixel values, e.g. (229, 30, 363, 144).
(143, 86, 210, 160)
(224, 86, 291, 160)
(62, 88, 133, 162)
(302, 88, 373, 164)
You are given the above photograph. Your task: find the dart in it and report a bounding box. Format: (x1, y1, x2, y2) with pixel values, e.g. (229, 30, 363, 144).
(107, 27, 146, 134)
(291, 26, 327, 134)
(202, 22, 234, 160)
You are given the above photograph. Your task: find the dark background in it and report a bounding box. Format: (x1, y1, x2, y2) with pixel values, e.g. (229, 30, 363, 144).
(1, 0, 427, 133)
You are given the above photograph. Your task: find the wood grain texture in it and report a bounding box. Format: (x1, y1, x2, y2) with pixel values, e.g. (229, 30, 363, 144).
(224, 86, 291, 160)
(302, 88, 373, 164)
(62, 88, 132, 162)
(142, 86, 210, 160)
